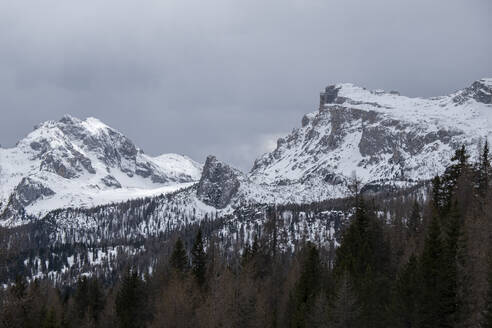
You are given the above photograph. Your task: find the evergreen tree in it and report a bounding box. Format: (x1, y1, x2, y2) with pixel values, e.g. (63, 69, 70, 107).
(391, 254, 419, 328)
(334, 196, 392, 327)
(88, 278, 105, 323)
(115, 269, 148, 328)
(407, 201, 421, 237)
(330, 271, 359, 328)
(432, 175, 446, 214)
(41, 308, 59, 328)
(478, 140, 491, 196)
(12, 275, 28, 300)
(169, 237, 188, 273)
(440, 202, 463, 327)
(482, 257, 492, 328)
(74, 276, 105, 323)
(419, 216, 447, 328)
(74, 277, 90, 319)
(191, 229, 207, 287)
(441, 145, 470, 213)
(306, 294, 330, 328)
(289, 242, 321, 328)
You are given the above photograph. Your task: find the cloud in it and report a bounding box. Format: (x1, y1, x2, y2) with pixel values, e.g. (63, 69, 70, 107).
(0, 0, 491, 169)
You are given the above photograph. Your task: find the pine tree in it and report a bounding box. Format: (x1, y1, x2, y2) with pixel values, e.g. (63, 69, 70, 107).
(289, 242, 321, 328)
(482, 257, 492, 327)
(334, 196, 392, 327)
(12, 275, 28, 300)
(41, 308, 59, 328)
(74, 277, 90, 319)
(440, 202, 462, 327)
(306, 294, 330, 328)
(419, 216, 446, 328)
(391, 254, 419, 328)
(432, 176, 446, 214)
(170, 237, 188, 273)
(191, 229, 207, 287)
(439, 145, 470, 213)
(478, 140, 491, 196)
(115, 269, 148, 328)
(407, 201, 421, 237)
(88, 278, 105, 323)
(330, 271, 359, 328)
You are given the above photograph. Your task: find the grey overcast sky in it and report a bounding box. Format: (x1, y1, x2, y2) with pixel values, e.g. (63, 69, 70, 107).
(0, 0, 491, 170)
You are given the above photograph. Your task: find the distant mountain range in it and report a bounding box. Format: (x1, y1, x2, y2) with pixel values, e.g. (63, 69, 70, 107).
(1, 77, 491, 284)
(1, 78, 491, 226)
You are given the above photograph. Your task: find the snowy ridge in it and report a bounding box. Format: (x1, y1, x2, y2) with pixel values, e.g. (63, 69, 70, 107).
(0, 115, 202, 223)
(250, 78, 492, 200)
(152, 153, 202, 181)
(1, 79, 491, 226)
(2, 79, 491, 285)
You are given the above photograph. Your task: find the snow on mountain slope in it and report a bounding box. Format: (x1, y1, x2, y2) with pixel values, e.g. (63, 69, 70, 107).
(152, 153, 202, 182)
(2, 79, 491, 224)
(196, 155, 341, 207)
(250, 79, 492, 200)
(0, 115, 202, 222)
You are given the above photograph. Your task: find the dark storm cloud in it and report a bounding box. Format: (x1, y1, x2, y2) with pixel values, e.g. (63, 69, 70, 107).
(1, 0, 491, 170)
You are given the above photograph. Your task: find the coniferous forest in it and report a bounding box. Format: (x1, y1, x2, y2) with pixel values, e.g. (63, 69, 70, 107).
(0, 143, 491, 328)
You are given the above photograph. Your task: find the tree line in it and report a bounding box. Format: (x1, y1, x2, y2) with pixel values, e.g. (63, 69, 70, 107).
(0, 141, 491, 327)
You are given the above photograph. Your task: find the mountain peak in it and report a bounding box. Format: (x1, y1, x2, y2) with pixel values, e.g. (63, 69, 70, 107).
(479, 78, 492, 86)
(251, 79, 492, 201)
(452, 78, 492, 104)
(197, 155, 242, 209)
(0, 116, 202, 221)
(58, 114, 81, 124)
(320, 78, 492, 108)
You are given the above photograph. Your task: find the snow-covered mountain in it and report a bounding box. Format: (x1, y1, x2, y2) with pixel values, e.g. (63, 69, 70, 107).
(0, 115, 202, 223)
(249, 78, 492, 200)
(1, 79, 491, 224)
(2, 79, 491, 284)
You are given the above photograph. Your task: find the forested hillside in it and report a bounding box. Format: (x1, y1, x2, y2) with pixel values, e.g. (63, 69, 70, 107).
(1, 142, 490, 327)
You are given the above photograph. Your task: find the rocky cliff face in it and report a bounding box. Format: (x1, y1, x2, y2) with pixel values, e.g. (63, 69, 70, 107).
(0, 115, 202, 222)
(250, 79, 492, 200)
(453, 79, 492, 104)
(197, 156, 241, 209)
(24, 115, 174, 183)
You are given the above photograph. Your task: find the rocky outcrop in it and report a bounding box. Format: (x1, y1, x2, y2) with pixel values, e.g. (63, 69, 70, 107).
(319, 85, 341, 107)
(453, 79, 492, 104)
(197, 156, 240, 209)
(1, 178, 55, 219)
(101, 175, 122, 188)
(13, 178, 55, 207)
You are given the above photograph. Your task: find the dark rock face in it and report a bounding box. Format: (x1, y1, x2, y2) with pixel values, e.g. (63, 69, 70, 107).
(453, 80, 492, 104)
(360, 183, 398, 195)
(30, 140, 50, 153)
(13, 178, 55, 207)
(59, 119, 139, 174)
(358, 119, 462, 159)
(197, 156, 240, 209)
(40, 154, 78, 179)
(135, 161, 170, 184)
(320, 85, 341, 107)
(34, 115, 172, 182)
(101, 175, 122, 188)
(38, 144, 96, 179)
(324, 172, 345, 185)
